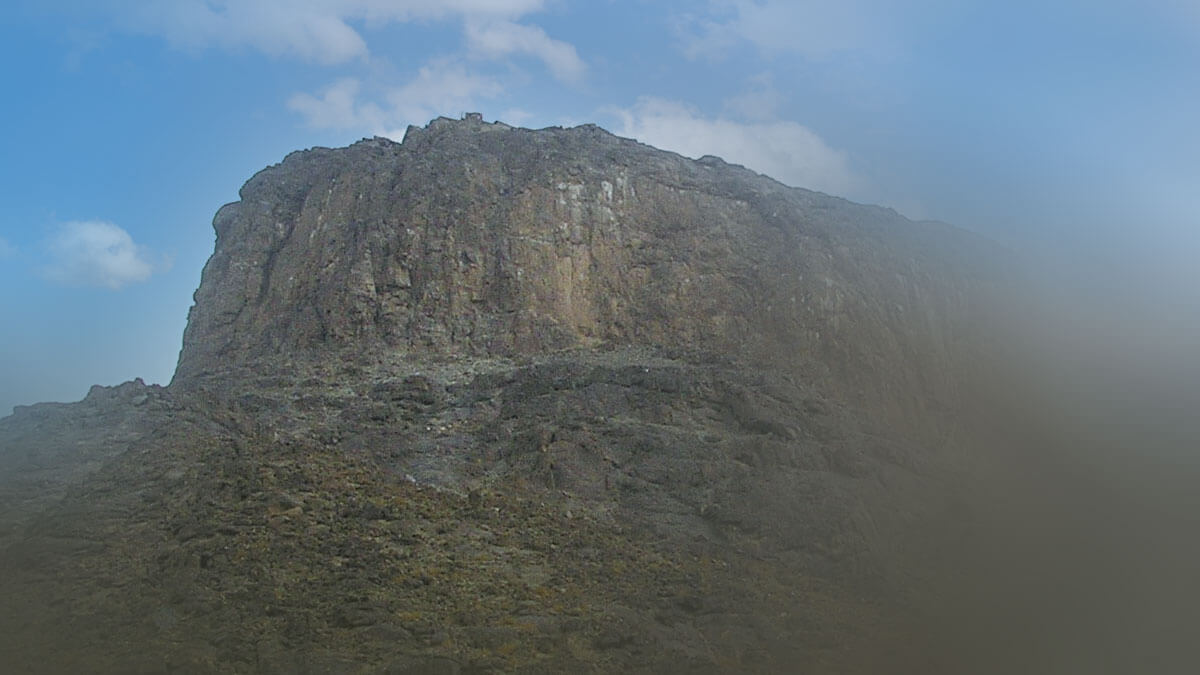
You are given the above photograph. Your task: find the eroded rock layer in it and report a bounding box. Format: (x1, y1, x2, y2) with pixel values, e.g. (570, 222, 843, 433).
(178, 117, 996, 424)
(0, 117, 1006, 674)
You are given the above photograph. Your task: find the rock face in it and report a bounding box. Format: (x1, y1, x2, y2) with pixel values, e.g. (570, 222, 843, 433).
(177, 116, 995, 423)
(1, 116, 1005, 673)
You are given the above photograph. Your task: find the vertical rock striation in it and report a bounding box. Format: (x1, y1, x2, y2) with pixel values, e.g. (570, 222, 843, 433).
(1, 115, 1016, 673)
(176, 115, 997, 426)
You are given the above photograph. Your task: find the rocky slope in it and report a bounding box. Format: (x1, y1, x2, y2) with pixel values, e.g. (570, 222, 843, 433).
(1, 116, 1005, 673)
(177, 116, 998, 427)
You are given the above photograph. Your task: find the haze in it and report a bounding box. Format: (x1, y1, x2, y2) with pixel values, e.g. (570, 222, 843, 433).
(4, 4, 1200, 672)
(2, 0, 1197, 417)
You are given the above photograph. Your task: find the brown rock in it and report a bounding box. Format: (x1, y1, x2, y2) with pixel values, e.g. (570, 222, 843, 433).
(174, 116, 997, 427)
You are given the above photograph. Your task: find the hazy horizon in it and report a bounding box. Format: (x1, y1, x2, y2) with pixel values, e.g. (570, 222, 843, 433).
(3, 0, 1199, 415)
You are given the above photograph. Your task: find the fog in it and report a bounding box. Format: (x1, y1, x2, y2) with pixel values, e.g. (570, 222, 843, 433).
(850, 246, 1200, 673)
(3, 2, 1199, 670)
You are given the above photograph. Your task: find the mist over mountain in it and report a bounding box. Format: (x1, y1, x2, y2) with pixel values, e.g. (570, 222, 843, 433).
(2, 116, 1197, 674)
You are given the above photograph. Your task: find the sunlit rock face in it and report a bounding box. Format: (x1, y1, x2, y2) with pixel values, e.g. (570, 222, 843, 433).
(1, 116, 1019, 674)
(176, 115, 996, 425)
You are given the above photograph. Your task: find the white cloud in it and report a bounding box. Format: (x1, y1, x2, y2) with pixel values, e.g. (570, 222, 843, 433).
(721, 74, 782, 121)
(0, 236, 14, 259)
(110, 0, 563, 65)
(289, 60, 503, 138)
(464, 19, 586, 82)
(610, 97, 862, 198)
(288, 78, 386, 130)
(43, 221, 157, 289)
(680, 0, 888, 60)
(86, 1, 585, 135)
(386, 59, 505, 128)
(126, 1, 369, 64)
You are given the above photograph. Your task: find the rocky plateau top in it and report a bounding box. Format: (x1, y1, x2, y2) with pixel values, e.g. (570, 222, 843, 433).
(0, 115, 1034, 674)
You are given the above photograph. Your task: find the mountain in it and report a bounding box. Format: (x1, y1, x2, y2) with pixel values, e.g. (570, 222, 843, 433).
(177, 117, 996, 426)
(0, 115, 1003, 673)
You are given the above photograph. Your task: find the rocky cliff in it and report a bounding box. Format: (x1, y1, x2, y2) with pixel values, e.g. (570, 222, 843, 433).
(177, 116, 996, 425)
(0, 116, 1006, 673)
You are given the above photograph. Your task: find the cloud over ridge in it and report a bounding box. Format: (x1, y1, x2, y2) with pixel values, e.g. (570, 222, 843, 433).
(465, 19, 586, 82)
(117, 0, 588, 135)
(115, 0, 562, 65)
(612, 97, 861, 198)
(288, 59, 505, 138)
(43, 221, 157, 290)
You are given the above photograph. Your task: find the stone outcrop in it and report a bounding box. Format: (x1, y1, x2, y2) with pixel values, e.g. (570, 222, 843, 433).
(0, 116, 1010, 673)
(177, 115, 998, 425)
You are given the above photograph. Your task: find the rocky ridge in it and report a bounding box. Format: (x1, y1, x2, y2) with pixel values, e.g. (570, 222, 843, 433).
(1, 115, 1002, 673)
(177, 116, 998, 427)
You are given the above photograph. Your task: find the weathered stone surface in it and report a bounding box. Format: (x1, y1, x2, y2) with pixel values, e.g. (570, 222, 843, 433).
(176, 115, 998, 426)
(0, 116, 1009, 673)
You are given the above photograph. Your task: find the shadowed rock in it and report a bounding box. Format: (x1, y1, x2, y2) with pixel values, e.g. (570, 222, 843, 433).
(0, 116, 1025, 673)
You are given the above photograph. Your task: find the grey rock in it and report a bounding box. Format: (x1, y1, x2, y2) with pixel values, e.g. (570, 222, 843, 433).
(174, 117, 997, 432)
(0, 115, 1009, 674)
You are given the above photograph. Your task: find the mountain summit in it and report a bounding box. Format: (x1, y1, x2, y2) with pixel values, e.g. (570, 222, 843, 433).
(2, 115, 1000, 673)
(177, 115, 992, 419)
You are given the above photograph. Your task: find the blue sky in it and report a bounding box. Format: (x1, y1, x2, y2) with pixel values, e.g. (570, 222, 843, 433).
(2, 0, 1198, 414)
